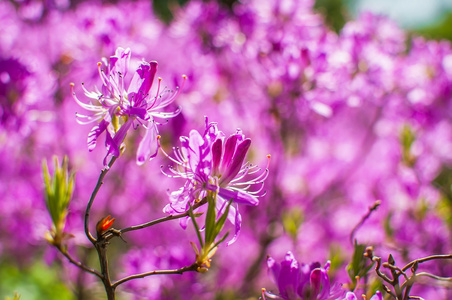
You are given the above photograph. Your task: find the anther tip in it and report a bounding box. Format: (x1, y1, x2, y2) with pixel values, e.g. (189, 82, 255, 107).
(267, 154, 271, 158)
(182, 74, 188, 79)
(97, 62, 102, 66)
(70, 82, 74, 87)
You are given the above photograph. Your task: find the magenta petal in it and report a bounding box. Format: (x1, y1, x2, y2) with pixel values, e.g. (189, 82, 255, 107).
(267, 256, 280, 285)
(179, 216, 190, 230)
(110, 47, 131, 77)
(226, 204, 241, 246)
(187, 130, 204, 172)
(87, 119, 109, 151)
(128, 61, 158, 107)
(211, 139, 222, 176)
(220, 134, 238, 171)
(370, 291, 383, 300)
(278, 252, 299, 300)
(103, 118, 132, 166)
(219, 139, 251, 185)
(310, 267, 330, 299)
(218, 187, 259, 206)
(344, 292, 359, 300)
(136, 121, 158, 165)
(112, 119, 133, 151)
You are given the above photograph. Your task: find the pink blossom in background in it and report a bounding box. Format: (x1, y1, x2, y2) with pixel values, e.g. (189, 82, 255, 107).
(2, 0, 452, 299)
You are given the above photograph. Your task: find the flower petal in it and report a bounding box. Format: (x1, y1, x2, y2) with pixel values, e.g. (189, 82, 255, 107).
(136, 121, 159, 165)
(278, 252, 299, 300)
(110, 47, 131, 77)
(220, 139, 251, 186)
(267, 256, 281, 285)
(211, 138, 222, 176)
(217, 187, 259, 206)
(128, 61, 158, 107)
(220, 134, 238, 172)
(310, 267, 330, 300)
(87, 119, 109, 151)
(226, 204, 241, 246)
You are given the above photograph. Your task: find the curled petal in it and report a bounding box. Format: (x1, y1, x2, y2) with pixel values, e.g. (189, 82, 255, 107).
(136, 121, 159, 165)
(128, 61, 158, 107)
(344, 292, 358, 300)
(370, 291, 383, 300)
(220, 139, 251, 186)
(220, 135, 238, 172)
(110, 47, 131, 77)
(211, 139, 222, 176)
(87, 119, 109, 151)
(310, 267, 330, 300)
(278, 252, 299, 300)
(217, 187, 259, 206)
(226, 204, 241, 246)
(267, 256, 281, 285)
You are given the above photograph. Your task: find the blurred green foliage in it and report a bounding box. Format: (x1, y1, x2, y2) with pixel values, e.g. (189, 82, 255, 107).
(314, 0, 350, 33)
(0, 260, 74, 300)
(412, 12, 452, 41)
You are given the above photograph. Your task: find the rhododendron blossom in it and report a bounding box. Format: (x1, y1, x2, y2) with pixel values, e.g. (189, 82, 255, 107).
(160, 119, 269, 244)
(72, 47, 184, 165)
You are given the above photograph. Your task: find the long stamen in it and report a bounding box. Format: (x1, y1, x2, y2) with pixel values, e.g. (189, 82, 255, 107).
(157, 136, 186, 166)
(97, 62, 108, 86)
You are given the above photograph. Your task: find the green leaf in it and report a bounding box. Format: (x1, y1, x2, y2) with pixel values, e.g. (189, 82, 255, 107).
(211, 231, 230, 250)
(282, 207, 304, 241)
(204, 195, 217, 245)
(347, 241, 374, 287)
(188, 204, 204, 248)
(214, 199, 232, 238)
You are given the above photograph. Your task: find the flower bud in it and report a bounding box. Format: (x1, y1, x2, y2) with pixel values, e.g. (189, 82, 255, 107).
(42, 155, 75, 246)
(96, 215, 115, 237)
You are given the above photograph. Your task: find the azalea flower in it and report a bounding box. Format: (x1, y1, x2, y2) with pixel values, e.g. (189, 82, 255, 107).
(72, 47, 184, 166)
(160, 118, 269, 244)
(264, 252, 345, 300)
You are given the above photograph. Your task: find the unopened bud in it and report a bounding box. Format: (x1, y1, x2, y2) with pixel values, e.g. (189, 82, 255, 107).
(96, 215, 115, 237)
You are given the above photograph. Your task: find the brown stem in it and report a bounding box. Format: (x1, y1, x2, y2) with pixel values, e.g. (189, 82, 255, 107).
(112, 263, 198, 288)
(56, 245, 103, 279)
(349, 200, 381, 245)
(85, 157, 117, 244)
(402, 254, 452, 272)
(95, 239, 115, 300)
(104, 198, 208, 241)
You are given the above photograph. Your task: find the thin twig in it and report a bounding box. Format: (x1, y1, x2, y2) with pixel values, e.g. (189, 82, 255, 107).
(85, 157, 117, 244)
(112, 263, 199, 288)
(56, 245, 103, 279)
(384, 263, 409, 281)
(372, 257, 393, 283)
(105, 198, 208, 241)
(402, 254, 452, 272)
(415, 272, 452, 282)
(350, 200, 381, 245)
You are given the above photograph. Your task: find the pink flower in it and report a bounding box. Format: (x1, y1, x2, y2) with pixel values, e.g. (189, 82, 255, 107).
(72, 47, 184, 166)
